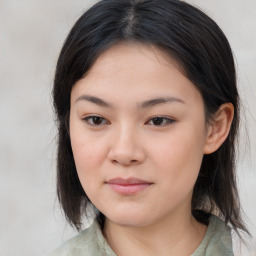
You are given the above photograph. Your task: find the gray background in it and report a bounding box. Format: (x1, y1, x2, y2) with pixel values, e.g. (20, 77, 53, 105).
(0, 0, 255, 255)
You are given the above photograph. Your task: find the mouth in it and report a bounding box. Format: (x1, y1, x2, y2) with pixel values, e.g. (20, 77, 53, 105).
(106, 177, 153, 195)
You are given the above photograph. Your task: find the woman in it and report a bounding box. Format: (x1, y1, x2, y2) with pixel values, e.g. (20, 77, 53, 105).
(48, 0, 253, 255)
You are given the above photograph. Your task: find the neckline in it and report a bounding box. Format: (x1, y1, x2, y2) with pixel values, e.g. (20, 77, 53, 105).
(92, 215, 231, 256)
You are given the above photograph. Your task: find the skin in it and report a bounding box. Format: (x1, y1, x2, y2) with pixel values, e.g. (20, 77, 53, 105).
(69, 43, 234, 255)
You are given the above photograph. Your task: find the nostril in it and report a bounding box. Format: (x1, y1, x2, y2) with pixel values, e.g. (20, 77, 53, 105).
(111, 158, 138, 166)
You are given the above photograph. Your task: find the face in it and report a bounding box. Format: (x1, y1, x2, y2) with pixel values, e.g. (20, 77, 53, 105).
(69, 43, 209, 228)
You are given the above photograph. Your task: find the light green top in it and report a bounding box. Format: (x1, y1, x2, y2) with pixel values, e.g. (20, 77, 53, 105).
(47, 215, 234, 256)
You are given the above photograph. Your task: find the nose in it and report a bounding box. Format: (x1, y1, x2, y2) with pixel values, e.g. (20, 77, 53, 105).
(107, 126, 146, 166)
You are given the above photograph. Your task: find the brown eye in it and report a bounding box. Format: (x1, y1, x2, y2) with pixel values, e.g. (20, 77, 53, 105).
(152, 117, 164, 126)
(92, 116, 104, 125)
(146, 117, 175, 126)
(83, 116, 109, 126)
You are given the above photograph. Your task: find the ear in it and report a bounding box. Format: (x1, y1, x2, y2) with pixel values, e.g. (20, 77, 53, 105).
(204, 103, 234, 154)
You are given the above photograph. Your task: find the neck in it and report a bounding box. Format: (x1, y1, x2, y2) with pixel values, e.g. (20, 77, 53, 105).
(103, 211, 207, 256)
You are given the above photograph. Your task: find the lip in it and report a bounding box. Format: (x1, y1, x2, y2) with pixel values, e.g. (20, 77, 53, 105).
(106, 177, 153, 195)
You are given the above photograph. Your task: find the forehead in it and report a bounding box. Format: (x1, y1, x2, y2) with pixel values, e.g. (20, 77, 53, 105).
(71, 43, 203, 108)
(87, 43, 181, 77)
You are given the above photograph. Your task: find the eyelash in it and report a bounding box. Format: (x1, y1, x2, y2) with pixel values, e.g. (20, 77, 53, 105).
(82, 115, 175, 127)
(82, 115, 110, 126)
(145, 116, 175, 126)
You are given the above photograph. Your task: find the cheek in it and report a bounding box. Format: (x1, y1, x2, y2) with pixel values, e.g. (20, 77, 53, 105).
(72, 141, 106, 175)
(154, 129, 204, 167)
(70, 138, 106, 201)
(69, 124, 108, 182)
(152, 124, 206, 191)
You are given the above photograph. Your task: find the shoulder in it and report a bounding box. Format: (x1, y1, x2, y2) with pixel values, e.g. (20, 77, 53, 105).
(193, 215, 256, 256)
(206, 215, 234, 254)
(46, 227, 92, 256)
(192, 215, 234, 256)
(46, 220, 115, 256)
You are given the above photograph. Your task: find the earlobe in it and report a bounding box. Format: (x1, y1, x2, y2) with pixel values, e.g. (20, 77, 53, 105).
(203, 103, 234, 154)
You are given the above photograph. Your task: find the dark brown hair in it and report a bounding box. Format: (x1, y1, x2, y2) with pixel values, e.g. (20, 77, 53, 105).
(53, 0, 249, 234)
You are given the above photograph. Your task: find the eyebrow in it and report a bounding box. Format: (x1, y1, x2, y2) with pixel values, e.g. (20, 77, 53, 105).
(139, 97, 185, 108)
(75, 95, 113, 108)
(75, 95, 185, 108)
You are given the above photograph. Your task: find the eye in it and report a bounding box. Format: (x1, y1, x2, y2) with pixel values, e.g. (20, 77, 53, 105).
(82, 115, 110, 126)
(145, 116, 175, 126)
